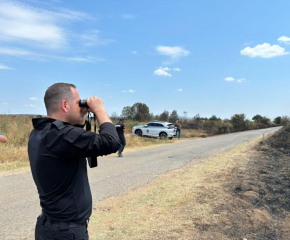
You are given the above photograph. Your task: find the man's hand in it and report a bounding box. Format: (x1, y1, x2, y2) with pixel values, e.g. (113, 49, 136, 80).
(86, 96, 112, 125)
(0, 135, 7, 143)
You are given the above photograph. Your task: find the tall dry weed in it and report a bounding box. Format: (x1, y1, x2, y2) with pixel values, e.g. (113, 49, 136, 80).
(0, 115, 33, 164)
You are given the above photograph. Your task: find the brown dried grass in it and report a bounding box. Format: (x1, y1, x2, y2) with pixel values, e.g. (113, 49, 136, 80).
(0, 115, 32, 167)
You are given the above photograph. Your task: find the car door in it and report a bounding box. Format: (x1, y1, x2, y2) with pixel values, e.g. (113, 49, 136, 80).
(154, 123, 166, 137)
(144, 123, 154, 136)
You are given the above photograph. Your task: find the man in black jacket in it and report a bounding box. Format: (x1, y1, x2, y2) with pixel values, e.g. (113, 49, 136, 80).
(28, 83, 121, 240)
(115, 119, 126, 157)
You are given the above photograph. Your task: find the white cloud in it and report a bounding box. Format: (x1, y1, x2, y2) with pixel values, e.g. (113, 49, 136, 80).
(0, 47, 35, 56)
(2, 102, 8, 105)
(240, 43, 289, 58)
(122, 90, 135, 93)
(176, 88, 182, 92)
(154, 67, 172, 77)
(225, 77, 246, 83)
(225, 77, 235, 81)
(0, 47, 105, 62)
(0, 2, 111, 65)
(173, 68, 181, 71)
(29, 97, 38, 101)
(23, 104, 37, 108)
(60, 56, 105, 62)
(278, 36, 290, 44)
(81, 30, 115, 47)
(244, 42, 253, 46)
(0, 63, 12, 70)
(156, 45, 190, 64)
(132, 51, 138, 55)
(0, 1, 91, 49)
(0, 2, 64, 49)
(122, 14, 135, 19)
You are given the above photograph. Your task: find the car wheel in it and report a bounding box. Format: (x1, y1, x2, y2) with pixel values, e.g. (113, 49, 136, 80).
(135, 129, 142, 137)
(159, 132, 167, 139)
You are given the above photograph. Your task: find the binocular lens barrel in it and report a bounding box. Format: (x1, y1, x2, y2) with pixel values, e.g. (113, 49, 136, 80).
(79, 99, 89, 108)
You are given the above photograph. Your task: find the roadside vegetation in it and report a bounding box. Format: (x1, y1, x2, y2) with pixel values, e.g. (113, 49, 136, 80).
(89, 127, 290, 239)
(117, 102, 281, 136)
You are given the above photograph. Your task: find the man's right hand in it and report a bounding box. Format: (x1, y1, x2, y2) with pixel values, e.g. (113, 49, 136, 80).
(86, 96, 112, 125)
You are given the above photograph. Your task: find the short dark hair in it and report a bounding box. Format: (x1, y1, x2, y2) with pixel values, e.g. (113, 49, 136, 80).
(119, 119, 124, 122)
(44, 83, 76, 115)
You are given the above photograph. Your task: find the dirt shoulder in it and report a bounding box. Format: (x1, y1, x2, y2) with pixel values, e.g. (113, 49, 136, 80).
(89, 129, 290, 240)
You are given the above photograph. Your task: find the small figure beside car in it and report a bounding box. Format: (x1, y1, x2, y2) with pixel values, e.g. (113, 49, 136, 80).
(116, 119, 126, 157)
(174, 119, 181, 139)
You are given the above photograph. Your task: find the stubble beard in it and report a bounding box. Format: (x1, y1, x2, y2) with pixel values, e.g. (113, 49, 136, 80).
(79, 111, 87, 125)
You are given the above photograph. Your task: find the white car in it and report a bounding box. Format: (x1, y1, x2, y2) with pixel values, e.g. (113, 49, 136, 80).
(132, 121, 176, 139)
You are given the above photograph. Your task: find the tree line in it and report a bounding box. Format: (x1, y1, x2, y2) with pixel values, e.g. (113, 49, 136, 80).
(118, 103, 179, 122)
(110, 102, 284, 135)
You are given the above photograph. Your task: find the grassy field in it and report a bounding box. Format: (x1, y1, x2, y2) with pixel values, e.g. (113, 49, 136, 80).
(88, 129, 290, 239)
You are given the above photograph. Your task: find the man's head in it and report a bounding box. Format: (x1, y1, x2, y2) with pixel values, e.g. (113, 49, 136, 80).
(119, 118, 124, 123)
(44, 83, 87, 125)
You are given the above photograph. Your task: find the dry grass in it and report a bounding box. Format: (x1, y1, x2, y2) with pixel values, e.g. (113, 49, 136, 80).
(181, 129, 207, 138)
(88, 132, 290, 239)
(0, 115, 32, 165)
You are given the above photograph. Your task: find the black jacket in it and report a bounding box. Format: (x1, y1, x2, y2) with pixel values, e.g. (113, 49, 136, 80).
(115, 122, 125, 135)
(28, 118, 121, 222)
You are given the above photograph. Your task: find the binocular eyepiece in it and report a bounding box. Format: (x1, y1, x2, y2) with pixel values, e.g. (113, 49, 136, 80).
(79, 99, 89, 108)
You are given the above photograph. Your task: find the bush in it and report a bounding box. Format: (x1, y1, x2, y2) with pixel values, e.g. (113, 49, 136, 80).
(231, 114, 247, 131)
(281, 116, 290, 126)
(203, 120, 233, 135)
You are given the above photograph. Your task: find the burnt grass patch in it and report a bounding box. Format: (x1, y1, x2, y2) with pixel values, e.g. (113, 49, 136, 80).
(141, 129, 290, 240)
(222, 128, 290, 239)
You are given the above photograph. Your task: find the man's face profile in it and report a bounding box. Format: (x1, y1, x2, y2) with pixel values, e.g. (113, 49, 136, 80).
(67, 87, 87, 125)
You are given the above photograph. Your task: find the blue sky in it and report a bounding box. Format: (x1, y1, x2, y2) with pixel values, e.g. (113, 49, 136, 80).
(0, 0, 289, 120)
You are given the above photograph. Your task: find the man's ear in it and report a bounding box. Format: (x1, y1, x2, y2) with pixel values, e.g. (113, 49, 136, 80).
(61, 100, 69, 113)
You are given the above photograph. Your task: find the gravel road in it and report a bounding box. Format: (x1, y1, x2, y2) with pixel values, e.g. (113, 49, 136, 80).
(0, 127, 281, 239)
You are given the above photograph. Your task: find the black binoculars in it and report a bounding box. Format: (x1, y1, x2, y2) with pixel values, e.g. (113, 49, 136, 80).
(79, 99, 89, 108)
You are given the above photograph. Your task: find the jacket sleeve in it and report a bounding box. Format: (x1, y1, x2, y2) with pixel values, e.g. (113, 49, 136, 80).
(50, 122, 121, 158)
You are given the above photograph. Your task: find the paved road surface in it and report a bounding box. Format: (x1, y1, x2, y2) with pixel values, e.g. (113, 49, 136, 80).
(0, 127, 281, 239)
